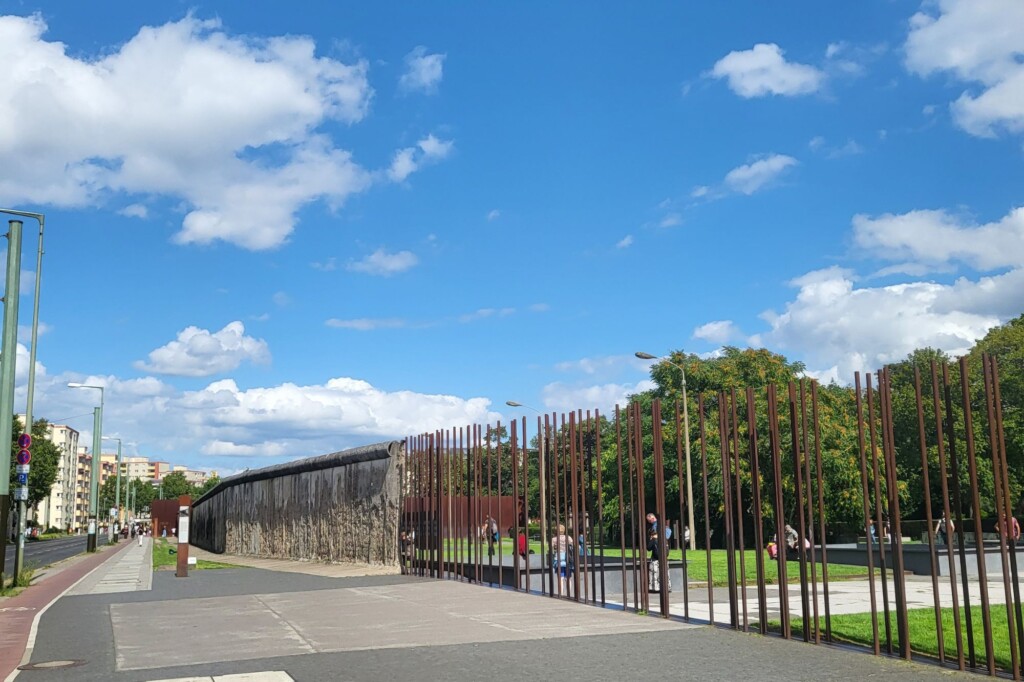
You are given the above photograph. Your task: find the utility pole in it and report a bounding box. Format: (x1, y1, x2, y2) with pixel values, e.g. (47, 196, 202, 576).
(68, 383, 104, 552)
(0, 220, 23, 575)
(103, 437, 122, 540)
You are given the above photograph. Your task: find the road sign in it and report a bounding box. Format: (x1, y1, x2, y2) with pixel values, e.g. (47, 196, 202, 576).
(14, 486, 28, 501)
(16, 449, 31, 465)
(18, 433, 31, 449)
(16, 473, 28, 485)
(15, 464, 29, 474)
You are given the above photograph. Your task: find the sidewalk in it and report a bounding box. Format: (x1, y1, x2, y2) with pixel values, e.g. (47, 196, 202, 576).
(1, 539, 135, 681)
(14, 554, 982, 682)
(69, 536, 152, 595)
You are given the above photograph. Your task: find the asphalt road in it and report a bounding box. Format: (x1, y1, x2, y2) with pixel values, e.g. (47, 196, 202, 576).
(2, 534, 94, 576)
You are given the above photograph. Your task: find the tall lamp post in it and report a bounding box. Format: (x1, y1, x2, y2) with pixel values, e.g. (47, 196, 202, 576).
(68, 383, 103, 551)
(1, 208, 43, 581)
(636, 351, 696, 551)
(102, 436, 122, 540)
(506, 400, 548, 594)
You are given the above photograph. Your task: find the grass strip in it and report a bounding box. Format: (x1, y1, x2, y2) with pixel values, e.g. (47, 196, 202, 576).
(152, 538, 242, 570)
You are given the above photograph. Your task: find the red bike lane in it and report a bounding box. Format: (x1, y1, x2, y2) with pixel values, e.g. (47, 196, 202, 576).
(0, 541, 133, 680)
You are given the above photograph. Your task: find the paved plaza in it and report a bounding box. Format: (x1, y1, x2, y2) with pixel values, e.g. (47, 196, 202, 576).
(2, 543, 987, 682)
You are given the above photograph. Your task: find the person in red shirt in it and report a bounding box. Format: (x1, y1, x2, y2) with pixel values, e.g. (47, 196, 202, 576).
(998, 515, 1021, 543)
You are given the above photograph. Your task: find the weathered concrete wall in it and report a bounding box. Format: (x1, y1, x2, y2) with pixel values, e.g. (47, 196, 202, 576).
(191, 441, 405, 566)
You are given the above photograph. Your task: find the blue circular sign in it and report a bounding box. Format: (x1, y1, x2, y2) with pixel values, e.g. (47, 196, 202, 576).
(18, 433, 31, 449)
(16, 449, 31, 465)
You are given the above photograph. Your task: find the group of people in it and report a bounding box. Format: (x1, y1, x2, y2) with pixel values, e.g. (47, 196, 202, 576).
(935, 513, 1020, 544)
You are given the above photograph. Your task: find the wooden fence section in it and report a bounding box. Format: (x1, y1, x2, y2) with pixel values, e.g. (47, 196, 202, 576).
(191, 441, 405, 567)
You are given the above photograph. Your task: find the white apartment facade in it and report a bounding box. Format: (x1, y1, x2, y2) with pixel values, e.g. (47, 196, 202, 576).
(24, 419, 80, 532)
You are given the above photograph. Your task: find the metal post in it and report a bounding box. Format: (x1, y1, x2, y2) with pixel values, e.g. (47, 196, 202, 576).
(0, 220, 23, 574)
(89, 405, 102, 551)
(103, 437, 122, 540)
(13, 211, 43, 579)
(636, 353, 696, 551)
(681, 375, 695, 550)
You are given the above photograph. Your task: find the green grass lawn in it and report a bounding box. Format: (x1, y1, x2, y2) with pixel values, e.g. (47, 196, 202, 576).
(421, 538, 871, 587)
(783, 606, 1021, 672)
(152, 538, 241, 570)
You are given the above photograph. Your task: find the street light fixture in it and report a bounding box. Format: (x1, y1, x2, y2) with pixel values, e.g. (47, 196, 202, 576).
(1, 208, 44, 582)
(636, 351, 696, 551)
(69, 382, 104, 551)
(102, 436, 122, 540)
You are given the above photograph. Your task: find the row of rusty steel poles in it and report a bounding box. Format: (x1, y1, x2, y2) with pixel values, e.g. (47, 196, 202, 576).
(404, 357, 1019, 678)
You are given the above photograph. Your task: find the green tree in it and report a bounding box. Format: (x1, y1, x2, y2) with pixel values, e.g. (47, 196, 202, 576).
(128, 478, 156, 514)
(158, 471, 192, 499)
(9, 416, 61, 509)
(98, 475, 124, 519)
(968, 313, 1024, 514)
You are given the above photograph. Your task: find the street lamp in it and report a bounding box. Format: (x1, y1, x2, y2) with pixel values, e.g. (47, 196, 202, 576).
(1, 208, 43, 582)
(69, 382, 103, 551)
(636, 351, 696, 551)
(102, 436, 122, 540)
(506, 400, 549, 594)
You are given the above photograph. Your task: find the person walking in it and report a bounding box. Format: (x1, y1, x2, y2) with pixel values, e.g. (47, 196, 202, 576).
(935, 514, 954, 545)
(551, 524, 573, 597)
(646, 513, 671, 593)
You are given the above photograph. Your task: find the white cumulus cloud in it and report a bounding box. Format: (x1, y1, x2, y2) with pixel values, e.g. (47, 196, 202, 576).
(757, 266, 1019, 381)
(0, 14, 383, 250)
(347, 248, 419, 276)
(852, 206, 1024, 271)
(387, 134, 454, 182)
(133, 321, 270, 377)
(541, 380, 656, 413)
(905, 0, 1024, 137)
(710, 43, 825, 98)
(399, 46, 446, 94)
(37, 368, 501, 465)
(692, 320, 742, 344)
(724, 154, 798, 195)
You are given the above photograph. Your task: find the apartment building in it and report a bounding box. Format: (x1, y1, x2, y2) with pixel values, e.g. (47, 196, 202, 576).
(29, 422, 80, 532)
(74, 447, 91, 531)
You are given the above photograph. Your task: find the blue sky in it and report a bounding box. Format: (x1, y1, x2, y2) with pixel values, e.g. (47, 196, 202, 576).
(0, 1, 1021, 473)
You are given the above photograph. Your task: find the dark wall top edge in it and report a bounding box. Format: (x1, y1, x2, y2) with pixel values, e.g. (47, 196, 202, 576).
(192, 440, 405, 508)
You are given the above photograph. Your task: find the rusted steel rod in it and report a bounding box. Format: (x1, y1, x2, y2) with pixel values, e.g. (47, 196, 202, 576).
(719, 392, 738, 628)
(854, 373, 880, 654)
(913, 366, 945, 664)
(931, 361, 965, 669)
(788, 382, 811, 642)
(992, 357, 1024, 676)
(960, 357, 996, 676)
(983, 355, 1019, 679)
(746, 387, 767, 634)
(731, 389, 748, 631)
(653, 399, 670, 617)
(699, 392, 714, 624)
(866, 375, 892, 655)
(944, 362, 976, 668)
(810, 382, 832, 643)
(616, 406, 628, 608)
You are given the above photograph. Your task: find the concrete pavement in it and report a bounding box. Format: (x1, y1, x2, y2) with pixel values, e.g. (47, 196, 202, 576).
(10, 553, 986, 682)
(1, 538, 134, 681)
